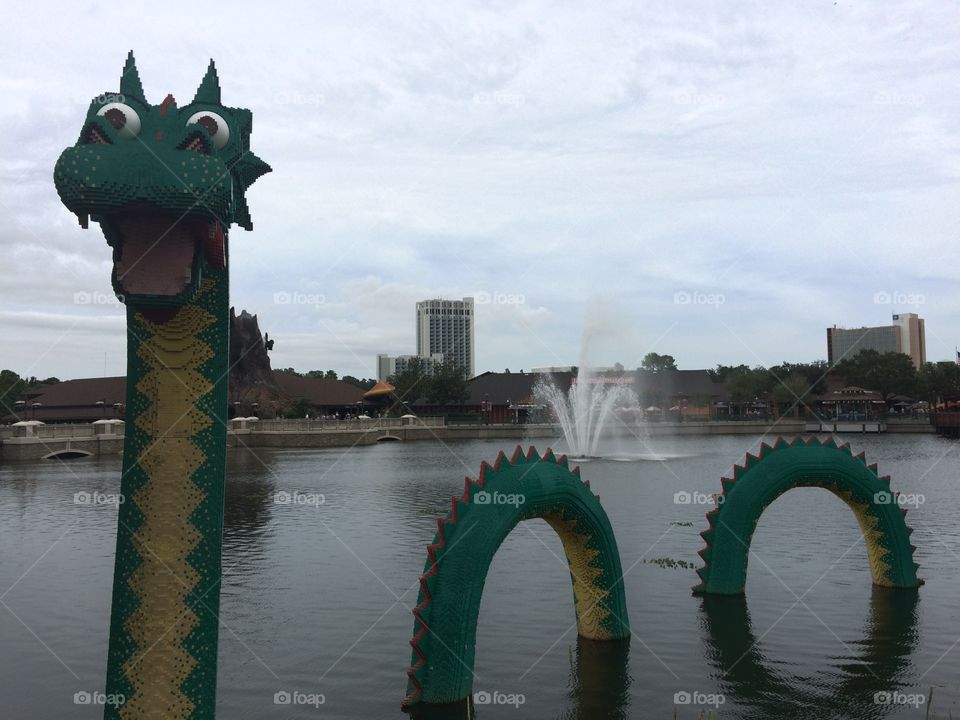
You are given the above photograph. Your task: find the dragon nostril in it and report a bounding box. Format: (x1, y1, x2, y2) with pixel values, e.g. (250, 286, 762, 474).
(179, 134, 210, 154)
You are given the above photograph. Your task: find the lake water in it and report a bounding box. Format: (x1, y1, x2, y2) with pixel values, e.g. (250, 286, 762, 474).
(1, 433, 958, 719)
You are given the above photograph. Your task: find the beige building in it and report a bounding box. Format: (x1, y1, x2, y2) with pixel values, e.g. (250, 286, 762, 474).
(892, 313, 926, 368)
(826, 313, 926, 368)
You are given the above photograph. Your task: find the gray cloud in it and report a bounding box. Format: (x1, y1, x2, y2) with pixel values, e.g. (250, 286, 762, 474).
(1, 0, 958, 380)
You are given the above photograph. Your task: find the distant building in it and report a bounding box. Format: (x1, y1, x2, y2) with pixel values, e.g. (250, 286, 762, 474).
(395, 353, 444, 376)
(827, 313, 926, 368)
(532, 366, 576, 374)
(892, 313, 926, 368)
(376, 353, 444, 381)
(416, 297, 475, 378)
(827, 325, 898, 364)
(376, 354, 395, 382)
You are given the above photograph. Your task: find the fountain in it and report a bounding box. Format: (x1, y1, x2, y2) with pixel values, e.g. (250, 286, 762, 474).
(535, 364, 637, 459)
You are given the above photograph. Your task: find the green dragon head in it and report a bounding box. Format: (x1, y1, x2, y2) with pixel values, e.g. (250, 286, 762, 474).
(55, 52, 270, 311)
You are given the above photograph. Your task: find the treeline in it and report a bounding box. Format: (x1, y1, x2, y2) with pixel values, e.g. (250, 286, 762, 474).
(387, 358, 469, 407)
(276, 368, 377, 390)
(706, 352, 960, 406)
(0, 370, 60, 417)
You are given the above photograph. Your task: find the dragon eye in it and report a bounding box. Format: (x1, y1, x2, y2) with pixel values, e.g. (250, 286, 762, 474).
(96, 102, 141, 139)
(186, 111, 229, 149)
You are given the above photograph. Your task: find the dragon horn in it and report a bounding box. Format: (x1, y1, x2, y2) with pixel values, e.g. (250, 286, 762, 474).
(120, 50, 146, 104)
(193, 59, 221, 105)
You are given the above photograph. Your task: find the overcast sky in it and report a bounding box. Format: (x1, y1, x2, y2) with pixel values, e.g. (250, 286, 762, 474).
(1, 0, 957, 381)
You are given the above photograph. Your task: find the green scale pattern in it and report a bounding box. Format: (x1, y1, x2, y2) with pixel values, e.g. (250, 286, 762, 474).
(54, 52, 269, 719)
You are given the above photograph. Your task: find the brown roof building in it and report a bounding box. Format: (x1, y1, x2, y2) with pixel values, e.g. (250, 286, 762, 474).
(272, 372, 367, 410)
(5, 376, 127, 423)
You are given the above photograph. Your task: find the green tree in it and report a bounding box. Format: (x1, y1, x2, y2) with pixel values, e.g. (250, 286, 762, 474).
(324, 370, 338, 380)
(836, 350, 917, 404)
(917, 362, 960, 405)
(771, 373, 815, 417)
(719, 365, 772, 402)
(767, 360, 828, 395)
(641, 353, 678, 373)
(342, 375, 376, 390)
(426, 362, 470, 406)
(0, 369, 25, 418)
(284, 397, 315, 418)
(388, 357, 428, 405)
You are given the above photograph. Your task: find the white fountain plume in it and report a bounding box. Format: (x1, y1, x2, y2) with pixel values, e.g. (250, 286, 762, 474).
(535, 364, 637, 459)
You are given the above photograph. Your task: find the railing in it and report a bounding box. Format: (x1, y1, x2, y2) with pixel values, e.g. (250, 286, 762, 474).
(35, 425, 97, 438)
(0, 423, 101, 439)
(249, 416, 447, 432)
(932, 412, 960, 428)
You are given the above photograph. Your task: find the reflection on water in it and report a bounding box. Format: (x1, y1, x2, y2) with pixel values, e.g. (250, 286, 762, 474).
(2, 435, 957, 719)
(407, 637, 632, 720)
(224, 461, 274, 538)
(702, 588, 920, 720)
(562, 637, 632, 720)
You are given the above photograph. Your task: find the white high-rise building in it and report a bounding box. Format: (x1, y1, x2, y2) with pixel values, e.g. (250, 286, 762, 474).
(416, 297, 475, 378)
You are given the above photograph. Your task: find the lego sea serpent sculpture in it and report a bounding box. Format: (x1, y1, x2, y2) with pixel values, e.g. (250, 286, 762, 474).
(692, 436, 921, 595)
(403, 436, 922, 709)
(55, 57, 922, 719)
(55, 53, 270, 718)
(402, 446, 631, 709)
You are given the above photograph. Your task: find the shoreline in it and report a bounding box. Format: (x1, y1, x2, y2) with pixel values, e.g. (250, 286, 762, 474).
(0, 419, 938, 462)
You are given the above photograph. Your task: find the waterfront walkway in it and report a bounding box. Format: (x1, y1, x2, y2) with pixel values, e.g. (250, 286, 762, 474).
(0, 415, 936, 462)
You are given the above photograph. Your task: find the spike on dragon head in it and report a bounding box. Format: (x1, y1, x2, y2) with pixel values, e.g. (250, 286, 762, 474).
(54, 51, 270, 310)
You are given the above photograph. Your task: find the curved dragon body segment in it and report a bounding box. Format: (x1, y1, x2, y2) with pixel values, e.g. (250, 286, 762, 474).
(54, 53, 269, 718)
(693, 436, 921, 596)
(402, 446, 630, 708)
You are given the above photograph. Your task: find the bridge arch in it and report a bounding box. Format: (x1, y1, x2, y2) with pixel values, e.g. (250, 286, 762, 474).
(402, 446, 630, 708)
(693, 436, 921, 595)
(43, 449, 93, 460)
